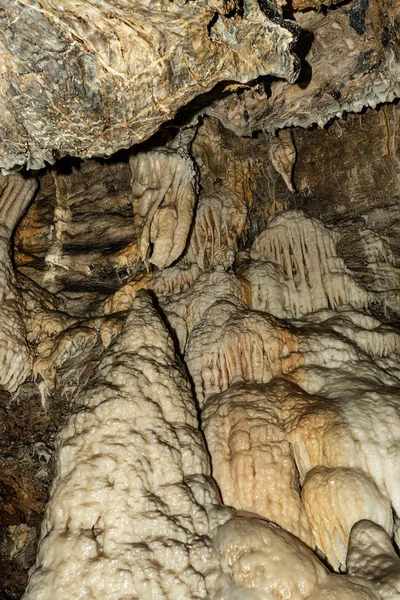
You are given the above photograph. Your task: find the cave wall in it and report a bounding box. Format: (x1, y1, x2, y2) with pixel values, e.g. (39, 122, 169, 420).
(0, 0, 399, 599)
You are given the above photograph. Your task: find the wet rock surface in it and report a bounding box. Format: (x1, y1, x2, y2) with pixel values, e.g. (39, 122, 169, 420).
(0, 0, 400, 598)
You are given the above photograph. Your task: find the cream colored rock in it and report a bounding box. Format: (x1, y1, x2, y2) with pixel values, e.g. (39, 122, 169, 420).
(213, 515, 377, 599)
(130, 149, 197, 269)
(160, 268, 245, 351)
(10, 162, 400, 600)
(185, 298, 301, 405)
(237, 259, 295, 319)
(248, 211, 370, 318)
(285, 380, 400, 517)
(103, 272, 152, 315)
(186, 287, 396, 403)
(185, 287, 400, 553)
(24, 291, 226, 599)
(33, 325, 99, 397)
(296, 309, 400, 360)
(0, 173, 70, 397)
(191, 116, 255, 207)
(203, 382, 312, 545)
(213, 515, 327, 599)
(103, 266, 245, 352)
(306, 575, 378, 600)
(186, 184, 247, 270)
(302, 467, 393, 571)
(269, 130, 296, 192)
(292, 0, 343, 10)
(347, 520, 400, 599)
(150, 263, 201, 297)
(103, 264, 200, 316)
(186, 117, 253, 270)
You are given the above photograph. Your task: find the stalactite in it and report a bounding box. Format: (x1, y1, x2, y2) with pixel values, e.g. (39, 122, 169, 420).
(186, 117, 253, 271)
(269, 129, 297, 192)
(185, 299, 301, 405)
(186, 185, 247, 270)
(1, 63, 400, 597)
(246, 211, 370, 318)
(130, 149, 197, 269)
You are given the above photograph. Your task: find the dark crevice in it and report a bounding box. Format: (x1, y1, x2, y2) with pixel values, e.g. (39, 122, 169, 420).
(206, 11, 219, 37)
(291, 28, 314, 88)
(348, 0, 369, 35)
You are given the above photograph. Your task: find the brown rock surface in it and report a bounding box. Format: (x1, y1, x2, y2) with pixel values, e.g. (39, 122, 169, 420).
(14, 105, 400, 322)
(0, 384, 63, 599)
(0, 0, 298, 172)
(204, 0, 400, 133)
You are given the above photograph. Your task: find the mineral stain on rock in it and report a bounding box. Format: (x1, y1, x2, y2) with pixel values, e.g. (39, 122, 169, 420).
(349, 0, 369, 35)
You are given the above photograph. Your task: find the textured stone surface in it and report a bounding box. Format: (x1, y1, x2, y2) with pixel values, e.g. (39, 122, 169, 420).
(15, 105, 400, 321)
(292, 0, 343, 10)
(0, 0, 298, 172)
(203, 0, 400, 133)
(1, 1, 400, 598)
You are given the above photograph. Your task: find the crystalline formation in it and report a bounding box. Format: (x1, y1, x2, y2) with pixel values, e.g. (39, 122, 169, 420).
(0, 1, 400, 599)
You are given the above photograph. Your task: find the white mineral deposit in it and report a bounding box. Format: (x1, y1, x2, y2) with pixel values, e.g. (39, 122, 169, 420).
(0, 1, 399, 598)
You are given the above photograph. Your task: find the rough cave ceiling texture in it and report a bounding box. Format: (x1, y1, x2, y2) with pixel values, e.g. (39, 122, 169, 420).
(0, 0, 298, 172)
(1, 0, 400, 599)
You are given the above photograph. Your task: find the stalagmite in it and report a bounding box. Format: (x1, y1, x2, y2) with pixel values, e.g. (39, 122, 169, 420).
(347, 520, 400, 599)
(1, 2, 400, 591)
(159, 269, 246, 350)
(103, 267, 245, 352)
(23, 291, 227, 599)
(202, 382, 313, 545)
(185, 264, 400, 572)
(302, 467, 393, 572)
(213, 515, 378, 599)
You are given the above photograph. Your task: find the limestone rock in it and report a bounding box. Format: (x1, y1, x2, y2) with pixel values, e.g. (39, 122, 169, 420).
(0, 0, 298, 172)
(204, 0, 400, 133)
(347, 520, 400, 599)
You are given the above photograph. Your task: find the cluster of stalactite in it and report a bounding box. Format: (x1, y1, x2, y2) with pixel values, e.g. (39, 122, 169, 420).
(0, 0, 399, 595)
(1, 122, 400, 599)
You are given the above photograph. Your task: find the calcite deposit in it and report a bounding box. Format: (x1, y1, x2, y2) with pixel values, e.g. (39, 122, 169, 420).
(0, 0, 400, 599)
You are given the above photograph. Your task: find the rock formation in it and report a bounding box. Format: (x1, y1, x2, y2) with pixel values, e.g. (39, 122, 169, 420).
(0, 0, 400, 599)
